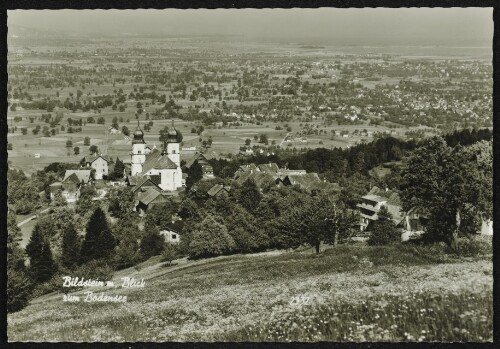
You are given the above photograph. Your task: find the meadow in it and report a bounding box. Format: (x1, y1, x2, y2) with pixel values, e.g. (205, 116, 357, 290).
(7, 243, 492, 342)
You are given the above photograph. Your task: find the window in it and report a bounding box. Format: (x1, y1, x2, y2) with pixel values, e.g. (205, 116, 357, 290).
(138, 150, 141, 154)
(172, 234, 177, 239)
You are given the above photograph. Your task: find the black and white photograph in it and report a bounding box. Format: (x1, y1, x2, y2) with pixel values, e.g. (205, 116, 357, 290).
(4, 6, 495, 342)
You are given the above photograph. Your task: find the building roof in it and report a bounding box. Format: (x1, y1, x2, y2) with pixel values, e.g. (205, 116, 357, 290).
(283, 173, 321, 189)
(142, 148, 178, 173)
(84, 155, 110, 164)
(258, 163, 280, 174)
(132, 176, 163, 193)
(207, 184, 230, 197)
(63, 170, 91, 184)
(137, 187, 162, 205)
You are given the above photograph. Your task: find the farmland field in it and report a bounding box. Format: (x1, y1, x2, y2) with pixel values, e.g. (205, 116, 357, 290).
(7, 243, 492, 342)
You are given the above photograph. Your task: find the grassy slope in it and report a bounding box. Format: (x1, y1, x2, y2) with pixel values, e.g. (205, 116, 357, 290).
(7, 245, 492, 342)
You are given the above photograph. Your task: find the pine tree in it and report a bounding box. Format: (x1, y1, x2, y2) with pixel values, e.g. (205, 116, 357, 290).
(26, 224, 57, 282)
(61, 223, 80, 270)
(7, 211, 32, 312)
(80, 207, 116, 264)
(186, 160, 203, 190)
(113, 157, 125, 179)
(368, 206, 401, 246)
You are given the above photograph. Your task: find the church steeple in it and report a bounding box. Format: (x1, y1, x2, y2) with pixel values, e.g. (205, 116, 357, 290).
(132, 119, 145, 144)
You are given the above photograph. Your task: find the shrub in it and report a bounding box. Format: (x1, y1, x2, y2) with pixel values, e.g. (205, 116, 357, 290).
(7, 267, 32, 312)
(188, 216, 236, 259)
(161, 243, 179, 265)
(450, 236, 492, 257)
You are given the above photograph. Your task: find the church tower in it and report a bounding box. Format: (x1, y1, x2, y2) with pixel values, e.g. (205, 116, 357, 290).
(131, 120, 146, 176)
(165, 119, 180, 167)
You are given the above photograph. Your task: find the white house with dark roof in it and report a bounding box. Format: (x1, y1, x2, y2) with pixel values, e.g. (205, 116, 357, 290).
(356, 187, 403, 232)
(84, 154, 110, 179)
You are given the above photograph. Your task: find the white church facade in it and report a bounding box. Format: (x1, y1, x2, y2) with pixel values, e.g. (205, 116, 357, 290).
(130, 120, 183, 191)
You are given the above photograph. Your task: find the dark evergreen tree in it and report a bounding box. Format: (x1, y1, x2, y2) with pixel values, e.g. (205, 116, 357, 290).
(7, 212, 32, 312)
(186, 160, 203, 190)
(112, 157, 125, 179)
(80, 207, 115, 264)
(368, 206, 401, 246)
(26, 224, 57, 282)
(61, 223, 80, 270)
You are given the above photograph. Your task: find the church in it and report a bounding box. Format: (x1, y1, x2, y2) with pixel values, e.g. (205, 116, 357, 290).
(129, 120, 183, 191)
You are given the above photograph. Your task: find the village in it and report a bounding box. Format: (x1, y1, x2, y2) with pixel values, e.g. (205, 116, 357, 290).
(6, 11, 494, 342)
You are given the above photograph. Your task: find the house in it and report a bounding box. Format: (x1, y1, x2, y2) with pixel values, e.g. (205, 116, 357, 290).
(278, 173, 332, 192)
(129, 175, 163, 195)
(159, 229, 181, 244)
(207, 184, 231, 198)
(184, 151, 220, 179)
(84, 154, 111, 180)
(356, 187, 403, 231)
(234, 164, 258, 179)
(135, 187, 169, 215)
(55, 169, 93, 203)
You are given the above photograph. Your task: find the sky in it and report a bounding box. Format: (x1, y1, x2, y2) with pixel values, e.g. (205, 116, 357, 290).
(8, 8, 493, 45)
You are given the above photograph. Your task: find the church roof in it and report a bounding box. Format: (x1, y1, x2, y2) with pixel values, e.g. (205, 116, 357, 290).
(142, 148, 178, 173)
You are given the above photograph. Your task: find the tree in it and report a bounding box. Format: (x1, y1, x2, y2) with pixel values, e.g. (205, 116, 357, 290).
(368, 206, 401, 245)
(84, 137, 90, 146)
(161, 243, 178, 265)
(400, 137, 493, 247)
(259, 134, 269, 145)
(51, 190, 67, 207)
(61, 223, 80, 270)
(236, 178, 262, 213)
(80, 207, 116, 264)
(114, 234, 140, 270)
(188, 215, 236, 259)
(89, 145, 99, 154)
(139, 226, 165, 260)
(121, 126, 130, 136)
(144, 200, 179, 231)
(186, 160, 203, 190)
(111, 157, 125, 180)
(178, 198, 200, 220)
(73, 146, 80, 155)
(26, 224, 57, 282)
(107, 187, 135, 219)
(7, 212, 32, 312)
(245, 138, 251, 146)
